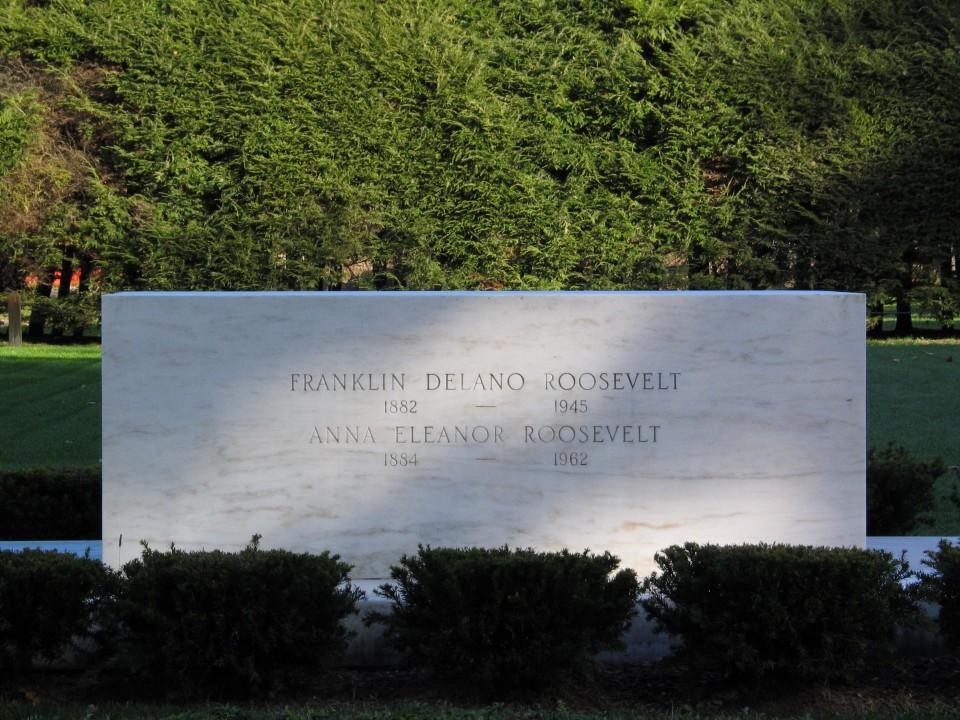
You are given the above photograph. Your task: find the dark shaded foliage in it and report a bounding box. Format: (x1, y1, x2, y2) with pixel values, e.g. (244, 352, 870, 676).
(107, 538, 363, 698)
(0, 548, 119, 674)
(642, 543, 919, 683)
(370, 545, 639, 690)
(921, 540, 960, 652)
(0, 466, 100, 539)
(867, 444, 947, 535)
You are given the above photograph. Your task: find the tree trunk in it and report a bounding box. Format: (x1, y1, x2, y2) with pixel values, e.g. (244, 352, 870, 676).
(687, 244, 710, 288)
(943, 251, 958, 331)
(894, 269, 914, 336)
(73, 256, 93, 338)
(7, 291, 22, 346)
(792, 252, 815, 291)
(868, 300, 885, 337)
(27, 270, 55, 337)
(51, 257, 73, 337)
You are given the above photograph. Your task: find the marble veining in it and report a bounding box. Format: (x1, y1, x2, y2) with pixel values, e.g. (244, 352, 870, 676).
(102, 291, 865, 576)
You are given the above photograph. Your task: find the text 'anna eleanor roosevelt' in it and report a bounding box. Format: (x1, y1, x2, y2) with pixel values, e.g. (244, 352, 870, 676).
(290, 371, 681, 392)
(310, 424, 660, 445)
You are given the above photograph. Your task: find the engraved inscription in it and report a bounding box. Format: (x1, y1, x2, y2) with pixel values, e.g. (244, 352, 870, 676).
(293, 370, 678, 468)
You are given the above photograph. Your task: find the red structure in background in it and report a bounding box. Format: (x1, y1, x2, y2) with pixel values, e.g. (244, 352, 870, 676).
(19, 264, 102, 338)
(25, 266, 98, 295)
(53, 267, 82, 294)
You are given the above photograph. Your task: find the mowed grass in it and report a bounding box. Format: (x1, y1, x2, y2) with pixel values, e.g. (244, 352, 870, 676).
(2, 339, 959, 532)
(867, 339, 960, 534)
(0, 344, 101, 470)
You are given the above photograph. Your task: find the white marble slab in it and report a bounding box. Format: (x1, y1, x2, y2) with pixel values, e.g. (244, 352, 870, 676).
(102, 291, 865, 575)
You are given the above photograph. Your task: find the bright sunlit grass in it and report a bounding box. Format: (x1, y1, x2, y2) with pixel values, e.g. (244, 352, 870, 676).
(0, 343, 102, 469)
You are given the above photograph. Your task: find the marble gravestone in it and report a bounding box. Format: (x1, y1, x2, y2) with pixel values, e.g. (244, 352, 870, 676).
(102, 291, 865, 575)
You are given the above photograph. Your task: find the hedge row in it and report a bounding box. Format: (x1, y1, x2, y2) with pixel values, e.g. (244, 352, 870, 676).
(4, 540, 957, 697)
(0, 467, 100, 540)
(3, 0, 959, 317)
(370, 546, 639, 689)
(0, 538, 361, 697)
(642, 543, 918, 682)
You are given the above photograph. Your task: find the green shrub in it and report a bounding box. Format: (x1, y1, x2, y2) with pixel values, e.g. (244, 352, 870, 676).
(2, 0, 960, 302)
(0, 91, 46, 178)
(641, 543, 919, 683)
(28, 293, 102, 338)
(867, 444, 946, 535)
(108, 537, 363, 697)
(921, 540, 960, 651)
(369, 545, 639, 690)
(0, 467, 101, 540)
(0, 549, 118, 674)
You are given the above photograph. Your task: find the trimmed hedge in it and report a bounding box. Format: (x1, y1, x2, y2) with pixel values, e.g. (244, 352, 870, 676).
(921, 540, 960, 651)
(0, 467, 101, 540)
(1, 537, 938, 692)
(3, 0, 960, 313)
(867, 445, 946, 535)
(642, 543, 919, 682)
(370, 546, 639, 689)
(0, 549, 118, 674)
(108, 537, 363, 697)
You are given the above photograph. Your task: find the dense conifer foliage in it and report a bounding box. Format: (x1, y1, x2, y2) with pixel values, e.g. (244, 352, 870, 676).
(1, 1, 957, 319)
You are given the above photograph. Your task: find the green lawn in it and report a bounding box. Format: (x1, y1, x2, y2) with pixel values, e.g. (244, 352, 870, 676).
(867, 339, 960, 462)
(867, 339, 960, 534)
(2, 339, 959, 532)
(0, 344, 102, 470)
